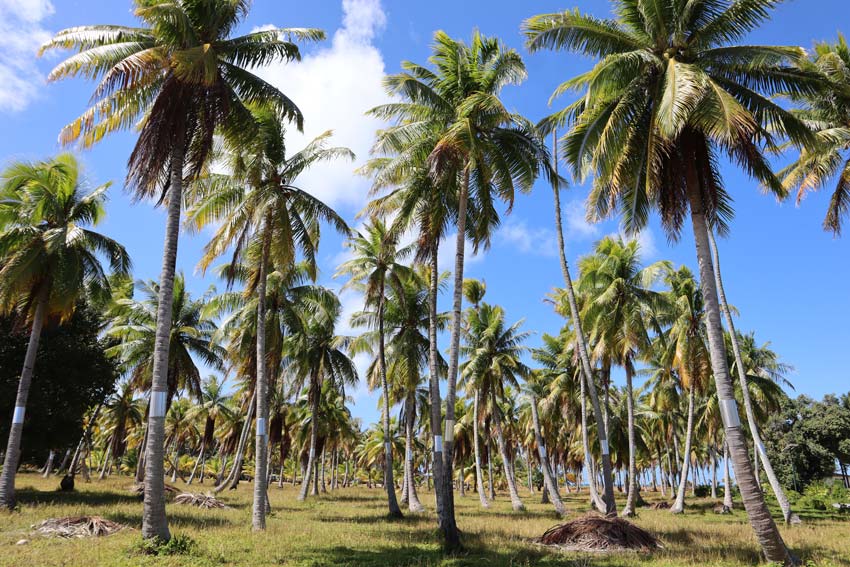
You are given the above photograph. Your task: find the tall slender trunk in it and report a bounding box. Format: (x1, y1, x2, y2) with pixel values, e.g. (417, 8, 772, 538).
(98, 444, 112, 481)
(0, 291, 47, 509)
(141, 139, 186, 541)
(686, 159, 794, 564)
(68, 401, 104, 482)
(526, 446, 534, 495)
(486, 435, 495, 500)
(622, 361, 638, 516)
(579, 351, 606, 510)
(671, 387, 695, 513)
(214, 391, 255, 494)
(405, 394, 424, 512)
(377, 291, 402, 517)
(440, 170, 469, 551)
(724, 440, 734, 509)
(710, 445, 718, 499)
(491, 391, 524, 511)
(530, 394, 565, 516)
(252, 226, 272, 530)
(472, 390, 490, 508)
(427, 244, 447, 526)
(707, 228, 794, 524)
(550, 139, 616, 515)
(299, 372, 321, 501)
(187, 439, 205, 485)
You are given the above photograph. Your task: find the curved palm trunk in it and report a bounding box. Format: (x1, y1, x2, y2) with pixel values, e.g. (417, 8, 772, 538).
(404, 394, 424, 512)
(671, 387, 695, 513)
(551, 151, 616, 515)
(377, 292, 403, 518)
(299, 372, 321, 501)
(140, 140, 187, 541)
(427, 245, 449, 531)
(440, 171, 470, 550)
(491, 391, 524, 511)
(252, 228, 272, 530)
(214, 392, 255, 494)
(579, 361, 606, 510)
(0, 292, 47, 509)
(707, 228, 794, 524)
(187, 439, 205, 485)
(472, 390, 490, 509)
(686, 171, 794, 565)
(530, 395, 565, 516)
(622, 361, 639, 517)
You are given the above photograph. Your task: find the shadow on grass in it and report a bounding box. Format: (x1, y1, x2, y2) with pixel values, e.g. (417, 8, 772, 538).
(106, 509, 237, 529)
(15, 486, 139, 507)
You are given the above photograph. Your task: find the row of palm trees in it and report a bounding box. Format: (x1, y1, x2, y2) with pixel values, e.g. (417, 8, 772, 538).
(1, 1, 848, 565)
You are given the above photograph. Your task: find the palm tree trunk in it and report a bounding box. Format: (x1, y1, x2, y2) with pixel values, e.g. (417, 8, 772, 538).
(472, 390, 490, 509)
(0, 291, 47, 509)
(405, 394, 424, 512)
(526, 446, 534, 495)
(98, 444, 112, 481)
(491, 391, 524, 511)
(141, 138, 187, 541)
(187, 439, 205, 485)
(724, 439, 734, 509)
(550, 142, 616, 515)
(486, 436, 495, 501)
(440, 170, 470, 551)
(427, 244, 448, 526)
(299, 372, 321, 501)
(711, 445, 718, 499)
(530, 395, 565, 516)
(214, 391, 256, 494)
(252, 226, 272, 530)
(377, 291, 402, 517)
(579, 349, 606, 511)
(671, 387, 695, 513)
(707, 228, 794, 524)
(623, 361, 639, 517)
(686, 169, 794, 565)
(657, 446, 666, 497)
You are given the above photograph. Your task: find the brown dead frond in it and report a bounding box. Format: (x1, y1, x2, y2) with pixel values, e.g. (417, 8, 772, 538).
(32, 516, 128, 538)
(174, 492, 229, 509)
(537, 513, 661, 552)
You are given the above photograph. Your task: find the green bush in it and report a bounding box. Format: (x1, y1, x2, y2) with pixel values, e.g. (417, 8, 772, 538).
(132, 534, 198, 556)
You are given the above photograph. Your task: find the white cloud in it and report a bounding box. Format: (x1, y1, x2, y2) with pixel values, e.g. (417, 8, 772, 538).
(437, 233, 485, 271)
(253, 0, 389, 211)
(563, 199, 600, 240)
(497, 220, 558, 257)
(0, 0, 53, 112)
(632, 228, 658, 260)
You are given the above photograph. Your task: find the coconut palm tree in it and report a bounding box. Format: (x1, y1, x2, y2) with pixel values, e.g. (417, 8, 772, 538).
(337, 218, 413, 518)
(186, 375, 232, 484)
(0, 154, 130, 508)
(365, 30, 550, 546)
(781, 34, 850, 234)
(98, 380, 146, 479)
(461, 303, 529, 511)
(578, 236, 668, 515)
(284, 293, 358, 501)
(522, 368, 566, 516)
(187, 106, 350, 530)
(524, 2, 817, 561)
(40, 0, 323, 540)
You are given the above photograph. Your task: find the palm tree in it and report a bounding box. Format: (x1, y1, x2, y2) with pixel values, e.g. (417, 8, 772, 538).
(186, 375, 232, 484)
(40, 0, 323, 540)
(708, 229, 795, 523)
(365, 31, 550, 546)
(0, 154, 130, 508)
(781, 34, 850, 234)
(187, 106, 350, 530)
(522, 368, 566, 516)
(99, 380, 146, 479)
(524, 2, 817, 561)
(578, 236, 668, 516)
(284, 293, 358, 501)
(337, 218, 412, 518)
(461, 303, 529, 511)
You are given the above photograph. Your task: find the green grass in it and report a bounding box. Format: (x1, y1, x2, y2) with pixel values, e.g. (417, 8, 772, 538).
(0, 471, 848, 567)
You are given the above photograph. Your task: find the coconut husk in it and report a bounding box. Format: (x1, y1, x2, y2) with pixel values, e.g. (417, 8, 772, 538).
(32, 516, 127, 538)
(650, 501, 671, 510)
(174, 492, 229, 509)
(537, 513, 661, 552)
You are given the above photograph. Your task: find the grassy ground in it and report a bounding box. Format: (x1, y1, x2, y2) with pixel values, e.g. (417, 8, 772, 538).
(0, 471, 848, 567)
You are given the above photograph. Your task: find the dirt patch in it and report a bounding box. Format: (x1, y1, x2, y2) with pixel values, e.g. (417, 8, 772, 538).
(537, 513, 661, 552)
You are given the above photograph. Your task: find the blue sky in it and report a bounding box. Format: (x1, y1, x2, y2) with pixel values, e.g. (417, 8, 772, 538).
(1, 0, 848, 426)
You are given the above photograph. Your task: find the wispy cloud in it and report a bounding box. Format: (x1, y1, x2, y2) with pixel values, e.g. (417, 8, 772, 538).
(0, 0, 54, 112)
(497, 220, 558, 257)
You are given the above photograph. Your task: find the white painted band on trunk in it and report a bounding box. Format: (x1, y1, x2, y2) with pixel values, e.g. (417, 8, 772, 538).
(406, 448, 413, 460)
(600, 440, 610, 455)
(385, 442, 392, 454)
(256, 418, 266, 436)
(757, 441, 766, 456)
(150, 391, 167, 418)
(444, 419, 454, 443)
(434, 435, 443, 453)
(539, 445, 547, 458)
(719, 398, 741, 429)
(12, 406, 25, 424)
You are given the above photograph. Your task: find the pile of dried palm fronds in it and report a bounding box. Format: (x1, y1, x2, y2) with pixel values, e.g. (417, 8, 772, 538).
(650, 501, 671, 510)
(128, 483, 180, 498)
(174, 492, 229, 509)
(537, 514, 661, 552)
(32, 516, 127, 538)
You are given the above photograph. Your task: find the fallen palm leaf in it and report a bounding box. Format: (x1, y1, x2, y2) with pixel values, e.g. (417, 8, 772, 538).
(537, 513, 661, 552)
(32, 516, 128, 538)
(174, 492, 229, 509)
(128, 483, 180, 498)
